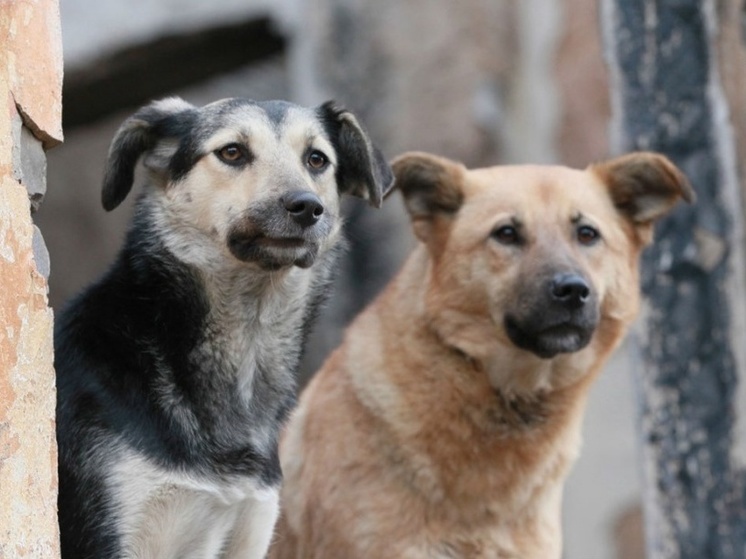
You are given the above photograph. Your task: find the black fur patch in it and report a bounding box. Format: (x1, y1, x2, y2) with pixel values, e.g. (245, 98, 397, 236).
(102, 105, 197, 210)
(318, 102, 394, 206)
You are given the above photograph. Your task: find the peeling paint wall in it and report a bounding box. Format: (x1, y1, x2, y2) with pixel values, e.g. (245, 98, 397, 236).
(0, 1, 63, 557)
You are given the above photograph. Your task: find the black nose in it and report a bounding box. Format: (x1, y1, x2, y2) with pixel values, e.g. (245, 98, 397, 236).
(551, 273, 590, 308)
(282, 191, 325, 228)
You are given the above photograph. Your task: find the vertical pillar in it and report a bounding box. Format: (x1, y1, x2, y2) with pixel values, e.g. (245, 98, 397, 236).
(0, 1, 63, 556)
(601, 0, 746, 557)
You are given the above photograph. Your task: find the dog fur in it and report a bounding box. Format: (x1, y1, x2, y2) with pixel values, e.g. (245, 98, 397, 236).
(54, 96, 393, 559)
(270, 151, 693, 558)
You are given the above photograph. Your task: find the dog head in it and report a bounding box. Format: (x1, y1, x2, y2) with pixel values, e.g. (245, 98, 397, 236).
(392, 152, 693, 365)
(102, 97, 394, 270)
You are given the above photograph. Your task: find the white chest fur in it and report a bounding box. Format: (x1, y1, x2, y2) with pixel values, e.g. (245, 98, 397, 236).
(110, 450, 279, 559)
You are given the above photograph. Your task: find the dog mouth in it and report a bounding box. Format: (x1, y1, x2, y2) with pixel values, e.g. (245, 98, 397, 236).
(227, 201, 335, 270)
(504, 314, 596, 359)
(252, 236, 305, 249)
(228, 233, 318, 269)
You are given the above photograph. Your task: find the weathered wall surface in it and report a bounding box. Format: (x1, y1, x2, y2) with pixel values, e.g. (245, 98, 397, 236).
(0, 0, 63, 557)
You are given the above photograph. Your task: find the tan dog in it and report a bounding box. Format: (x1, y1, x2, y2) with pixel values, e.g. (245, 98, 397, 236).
(270, 151, 693, 558)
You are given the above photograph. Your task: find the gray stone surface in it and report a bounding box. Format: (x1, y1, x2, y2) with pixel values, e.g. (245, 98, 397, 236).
(20, 127, 47, 213)
(32, 225, 50, 281)
(11, 112, 48, 213)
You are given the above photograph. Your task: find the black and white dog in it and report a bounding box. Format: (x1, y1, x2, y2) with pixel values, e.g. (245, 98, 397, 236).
(55, 97, 393, 559)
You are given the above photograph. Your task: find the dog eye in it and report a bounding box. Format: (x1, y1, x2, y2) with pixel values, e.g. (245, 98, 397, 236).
(492, 225, 520, 245)
(307, 150, 329, 171)
(577, 225, 601, 245)
(215, 144, 249, 166)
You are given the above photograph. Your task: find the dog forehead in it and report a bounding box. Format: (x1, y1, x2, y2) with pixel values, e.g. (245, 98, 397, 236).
(197, 99, 326, 142)
(462, 165, 613, 218)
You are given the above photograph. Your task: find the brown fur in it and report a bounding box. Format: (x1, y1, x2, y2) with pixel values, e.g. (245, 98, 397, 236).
(270, 151, 693, 558)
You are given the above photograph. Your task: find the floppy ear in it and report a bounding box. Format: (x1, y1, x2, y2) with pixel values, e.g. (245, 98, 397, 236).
(102, 97, 195, 211)
(391, 151, 465, 243)
(318, 102, 394, 208)
(590, 152, 695, 243)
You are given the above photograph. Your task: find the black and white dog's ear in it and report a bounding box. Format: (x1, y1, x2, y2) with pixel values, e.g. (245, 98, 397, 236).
(318, 102, 394, 208)
(102, 97, 195, 211)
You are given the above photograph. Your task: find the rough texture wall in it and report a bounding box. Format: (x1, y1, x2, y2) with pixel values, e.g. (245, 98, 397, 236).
(0, 1, 63, 557)
(602, 0, 746, 556)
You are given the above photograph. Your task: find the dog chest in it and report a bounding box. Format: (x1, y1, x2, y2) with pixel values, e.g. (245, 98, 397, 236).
(110, 450, 278, 558)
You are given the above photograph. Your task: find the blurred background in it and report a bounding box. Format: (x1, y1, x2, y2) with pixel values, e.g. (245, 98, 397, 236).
(35, 1, 746, 557)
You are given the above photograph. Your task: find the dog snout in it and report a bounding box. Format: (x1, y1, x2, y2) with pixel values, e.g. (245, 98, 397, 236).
(282, 191, 325, 228)
(550, 273, 590, 308)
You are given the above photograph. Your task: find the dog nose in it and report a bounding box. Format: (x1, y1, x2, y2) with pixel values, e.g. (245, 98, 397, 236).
(282, 191, 325, 228)
(551, 273, 590, 308)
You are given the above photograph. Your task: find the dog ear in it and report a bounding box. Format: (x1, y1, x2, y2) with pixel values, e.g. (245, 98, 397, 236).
(591, 152, 694, 243)
(102, 97, 195, 211)
(391, 152, 465, 242)
(318, 102, 394, 208)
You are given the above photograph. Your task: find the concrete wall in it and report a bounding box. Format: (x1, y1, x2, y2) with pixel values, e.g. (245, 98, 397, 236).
(0, 1, 63, 557)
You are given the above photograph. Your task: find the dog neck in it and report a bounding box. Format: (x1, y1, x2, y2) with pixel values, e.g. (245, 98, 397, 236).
(114, 199, 336, 434)
(138, 193, 334, 335)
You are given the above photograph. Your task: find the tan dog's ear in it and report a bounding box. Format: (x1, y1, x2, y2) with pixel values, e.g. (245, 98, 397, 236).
(591, 152, 695, 223)
(392, 152, 465, 242)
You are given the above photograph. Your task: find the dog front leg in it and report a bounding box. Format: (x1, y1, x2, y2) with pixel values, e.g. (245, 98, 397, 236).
(221, 489, 280, 559)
